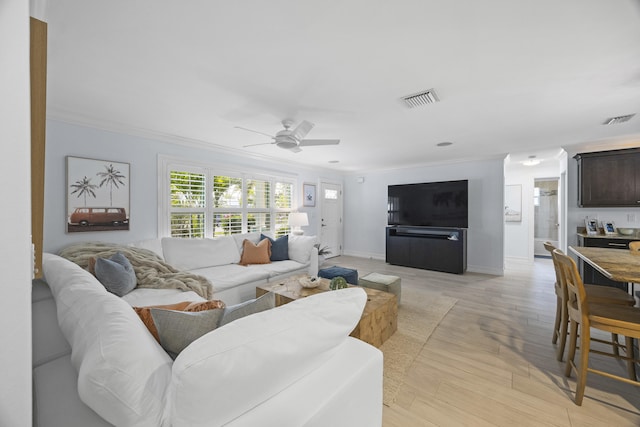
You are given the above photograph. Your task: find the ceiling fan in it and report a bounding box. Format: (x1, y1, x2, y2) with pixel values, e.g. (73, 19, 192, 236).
(237, 119, 340, 153)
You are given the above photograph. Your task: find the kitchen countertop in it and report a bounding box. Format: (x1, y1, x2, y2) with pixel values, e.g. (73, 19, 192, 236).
(576, 232, 640, 240)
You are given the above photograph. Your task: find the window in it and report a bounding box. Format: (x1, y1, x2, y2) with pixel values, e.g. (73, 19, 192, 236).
(324, 188, 338, 200)
(162, 158, 295, 238)
(170, 170, 205, 237)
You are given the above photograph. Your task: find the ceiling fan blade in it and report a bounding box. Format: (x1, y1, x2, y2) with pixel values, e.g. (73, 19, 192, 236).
(234, 126, 274, 139)
(298, 139, 340, 147)
(243, 141, 276, 148)
(291, 120, 314, 140)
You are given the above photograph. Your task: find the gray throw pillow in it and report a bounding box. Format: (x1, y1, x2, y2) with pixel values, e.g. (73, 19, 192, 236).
(260, 234, 289, 261)
(94, 252, 137, 297)
(151, 308, 225, 359)
(219, 291, 276, 327)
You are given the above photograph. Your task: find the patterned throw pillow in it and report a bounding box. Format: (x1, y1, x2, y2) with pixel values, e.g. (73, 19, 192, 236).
(134, 300, 225, 342)
(238, 238, 272, 266)
(219, 291, 276, 326)
(151, 306, 226, 359)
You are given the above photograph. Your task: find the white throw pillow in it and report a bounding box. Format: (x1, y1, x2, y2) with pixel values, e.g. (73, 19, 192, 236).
(161, 236, 240, 270)
(42, 253, 172, 427)
(169, 287, 367, 427)
(288, 235, 317, 264)
(232, 232, 261, 255)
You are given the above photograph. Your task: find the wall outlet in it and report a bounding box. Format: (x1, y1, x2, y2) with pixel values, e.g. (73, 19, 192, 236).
(628, 213, 636, 223)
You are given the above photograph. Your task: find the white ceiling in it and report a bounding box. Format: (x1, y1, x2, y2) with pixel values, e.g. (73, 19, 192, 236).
(43, 0, 640, 172)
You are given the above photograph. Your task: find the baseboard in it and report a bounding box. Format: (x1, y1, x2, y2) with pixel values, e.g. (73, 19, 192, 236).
(341, 250, 386, 261)
(466, 265, 504, 276)
(504, 256, 534, 268)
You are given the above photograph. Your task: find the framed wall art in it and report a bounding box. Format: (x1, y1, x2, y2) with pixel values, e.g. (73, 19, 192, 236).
(66, 156, 130, 232)
(504, 184, 522, 222)
(303, 183, 316, 207)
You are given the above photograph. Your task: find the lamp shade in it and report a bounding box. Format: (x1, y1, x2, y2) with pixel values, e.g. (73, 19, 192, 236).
(288, 212, 309, 228)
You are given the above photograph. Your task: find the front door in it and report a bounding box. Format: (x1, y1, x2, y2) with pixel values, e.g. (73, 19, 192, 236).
(320, 182, 343, 258)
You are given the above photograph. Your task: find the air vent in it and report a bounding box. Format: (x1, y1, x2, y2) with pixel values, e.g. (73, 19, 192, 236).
(402, 89, 439, 108)
(603, 114, 635, 125)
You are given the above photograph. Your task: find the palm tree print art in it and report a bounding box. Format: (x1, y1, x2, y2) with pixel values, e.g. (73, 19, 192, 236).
(67, 157, 130, 233)
(70, 176, 98, 206)
(97, 163, 126, 206)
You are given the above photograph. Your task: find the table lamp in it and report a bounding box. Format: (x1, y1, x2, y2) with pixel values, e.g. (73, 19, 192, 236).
(288, 212, 308, 236)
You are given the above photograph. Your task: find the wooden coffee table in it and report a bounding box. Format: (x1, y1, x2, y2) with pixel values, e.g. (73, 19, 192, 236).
(256, 275, 398, 347)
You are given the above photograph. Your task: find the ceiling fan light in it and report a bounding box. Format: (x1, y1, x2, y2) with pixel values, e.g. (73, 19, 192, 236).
(603, 114, 635, 125)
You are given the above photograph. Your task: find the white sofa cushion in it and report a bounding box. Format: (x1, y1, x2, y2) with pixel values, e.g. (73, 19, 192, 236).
(261, 259, 308, 276)
(161, 236, 240, 270)
(42, 253, 172, 427)
(190, 263, 271, 291)
(129, 238, 164, 259)
(288, 235, 317, 263)
(169, 287, 367, 427)
(122, 288, 206, 306)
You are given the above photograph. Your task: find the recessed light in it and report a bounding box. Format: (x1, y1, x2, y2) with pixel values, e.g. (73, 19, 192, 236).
(523, 159, 541, 166)
(437, 142, 453, 147)
(328, 160, 339, 164)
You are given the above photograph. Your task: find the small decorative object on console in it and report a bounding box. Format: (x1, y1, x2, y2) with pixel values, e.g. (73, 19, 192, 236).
(603, 220, 616, 235)
(329, 276, 348, 290)
(585, 218, 598, 235)
(618, 227, 635, 236)
(299, 276, 321, 289)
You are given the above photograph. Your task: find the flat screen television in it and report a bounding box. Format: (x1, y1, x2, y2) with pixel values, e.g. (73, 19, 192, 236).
(388, 180, 468, 228)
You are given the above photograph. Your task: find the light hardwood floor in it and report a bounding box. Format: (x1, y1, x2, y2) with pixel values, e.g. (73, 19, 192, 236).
(326, 255, 640, 426)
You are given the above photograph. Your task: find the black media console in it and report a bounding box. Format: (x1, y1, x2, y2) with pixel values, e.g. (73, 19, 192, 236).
(386, 226, 467, 274)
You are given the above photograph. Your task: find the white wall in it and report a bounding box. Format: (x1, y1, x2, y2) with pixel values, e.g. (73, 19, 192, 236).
(46, 121, 507, 275)
(44, 120, 342, 252)
(566, 148, 640, 248)
(343, 158, 505, 275)
(0, 1, 33, 424)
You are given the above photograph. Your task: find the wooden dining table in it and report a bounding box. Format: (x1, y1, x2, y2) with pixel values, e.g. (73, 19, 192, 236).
(569, 245, 640, 285)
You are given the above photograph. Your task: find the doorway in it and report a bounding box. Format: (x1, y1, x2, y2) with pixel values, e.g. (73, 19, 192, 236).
(319, 182, 343, 259)
(533, 178, 559, 256)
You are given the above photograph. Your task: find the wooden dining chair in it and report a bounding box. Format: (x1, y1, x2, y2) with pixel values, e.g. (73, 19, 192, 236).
(552, 249, 640, 405)
(543, 242, 635, 361)
(628, 241, 640, 296)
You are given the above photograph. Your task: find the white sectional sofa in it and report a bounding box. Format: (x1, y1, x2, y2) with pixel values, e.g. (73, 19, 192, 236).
(32, 236, 383, 426)
(128, 232, 320, 305)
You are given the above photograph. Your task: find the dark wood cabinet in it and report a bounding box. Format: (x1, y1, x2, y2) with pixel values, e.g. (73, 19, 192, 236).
(576, 235, 633, 291)
(386, 226, 467, 274)
(575, 148, 640, 207)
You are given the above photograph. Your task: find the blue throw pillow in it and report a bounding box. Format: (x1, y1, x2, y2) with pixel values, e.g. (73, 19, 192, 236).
(260, 234, 289, 261)
(94, 252, 137, 297)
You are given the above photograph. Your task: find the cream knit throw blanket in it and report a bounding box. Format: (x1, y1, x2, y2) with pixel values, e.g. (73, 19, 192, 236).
(58, 242, 213, 299)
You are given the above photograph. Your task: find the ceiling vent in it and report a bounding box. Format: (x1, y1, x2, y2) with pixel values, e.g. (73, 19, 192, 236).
(402, 89, 439, 108)
(603, 114, 635, 125)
